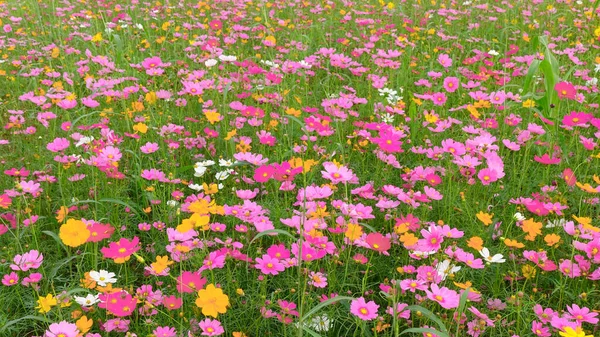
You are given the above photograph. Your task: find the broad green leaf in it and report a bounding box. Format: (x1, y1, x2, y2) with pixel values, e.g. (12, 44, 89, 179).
(406, 305, 448, 333)
(400, 327, 450, 337)
(250, 229, 295, 245)
(302, 296, 354, 321)
(1, 315, 53, 333)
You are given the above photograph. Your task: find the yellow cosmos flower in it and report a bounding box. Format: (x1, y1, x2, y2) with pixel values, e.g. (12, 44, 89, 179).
(195, 284, 230, 317)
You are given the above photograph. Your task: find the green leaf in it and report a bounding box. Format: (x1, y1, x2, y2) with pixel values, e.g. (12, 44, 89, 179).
(42, 230, 68, 254)
(49, 255, 80, 279)
(406, 305, 448, 333)
(301, 326, 323, 337)
(457, 288, 471, 317)
(249, 229, 295, 245)
(0, 315, 53, 333)
(400, 327, 450, 337)
(522, 59, 540, 94)
(302, 296, 354, 321)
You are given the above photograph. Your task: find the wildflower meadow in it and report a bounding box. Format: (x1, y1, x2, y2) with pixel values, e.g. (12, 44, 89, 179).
(1, 0, 600, 336)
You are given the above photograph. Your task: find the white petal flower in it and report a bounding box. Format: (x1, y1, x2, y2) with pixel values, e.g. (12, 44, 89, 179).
(479, 248, 505, 263)
(89, 270, 117, 286)
(204, 59, 218, 67)
(74, 294, 100, 307)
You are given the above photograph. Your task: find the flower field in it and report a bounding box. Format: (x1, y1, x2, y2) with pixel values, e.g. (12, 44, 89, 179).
(1, 0, 600, 336)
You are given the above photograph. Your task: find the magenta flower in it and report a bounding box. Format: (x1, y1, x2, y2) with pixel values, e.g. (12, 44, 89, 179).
(253, 164, 275, 183)
(366, 233, 391, 253)
(431, 92, 447, 106)
(46, 137, 70, 152)
(176, 271, 207, 293)
(477, 168, 498, 185)
(10, 249, 43, 271)
(438, 53, 452, 68)
(198, 318, 224, 336)
(99, 291, 137, 317)
(44, 321, 79, 337)
(255, 254, 285, 275)
(565, 304, 598, 324)
(554, 81, 577, 100)
(153, 326, 177, 337)
(425, 283, 459, 309)
(140, 142, 159, 154)
(308, 271, 328, 288)
(443, 77, 459, 93)
(162, 295, 183, 310)
(100, 236, 141, 263)
(1, 272, 19, 286)
(350, 297, 379, 321)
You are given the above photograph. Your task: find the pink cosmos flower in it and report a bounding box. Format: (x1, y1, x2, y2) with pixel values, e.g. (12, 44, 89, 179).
(425, 284, 460, 309)
(153, 326, 177, 337)
(565, 304, 598, 324)
(10, 249, 43, 271)
(308, 271, 328, 288)
(321, 162, 354, 184)
(177, 271, 207, 293)
(438, 54, 452, 68)
(531, 321, 551, 337)
(100, 237, 141, 263)
(371, 128, 404, 153)
(443, 77, 459, 92)
(99, 291, 137, 317)
(267, 244, 290, 260)
(140, 142, 159, 154)
(142, 56, 165, 70)
(563, 112, 592, 127)
(554, 81, 577, 100)
(489, 91, 506, 105)
(44, 321, 79, 337)
(198, 318, 224, 336)
(201, 251, 226, 271)
(477, 168, 498, 185)
(22, 273, 43, 287)
(534, 154, 561, 165)
(46, 137, 70, 152)
(366, 233, 391, 253)
(400, 279, 428, 293)
(559, 260, 581, 278)
(18, 180, 42, 195)
(1, 272, 19, 286)
(103, 318, 130, 333)
(350, 297, 379, 320)
(235, 189, 259, 200)
(255, 254, 285, 275)
(431, 92, 447, 106)
(254, 164, 275, 183)
(162, 295, 183, 310)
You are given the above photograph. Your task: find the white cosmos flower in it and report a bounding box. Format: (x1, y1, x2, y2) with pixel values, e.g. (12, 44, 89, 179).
(196, 160, 216, 167)
(218, 55, 237, 62)
(479, 248, 505, 263)
(188, 183, 203, 191)
(488, 50, 499, 56)
(219, 159, 233, 167)
(436, 259, 461, 280)
(75, 136, 94, 147)
(513, 212, 526, 221)
(134, 23, 144, 30)
(546, 218, 566, 229)
(89, 270, 116, 286)
(74, 294, 100, 307)
(166, 200, 178, 207)
(309, 314, 331, 332)
(215, 169, 234, 181)
(194, 166, 207, 177)
(205, 59, 218, 67)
